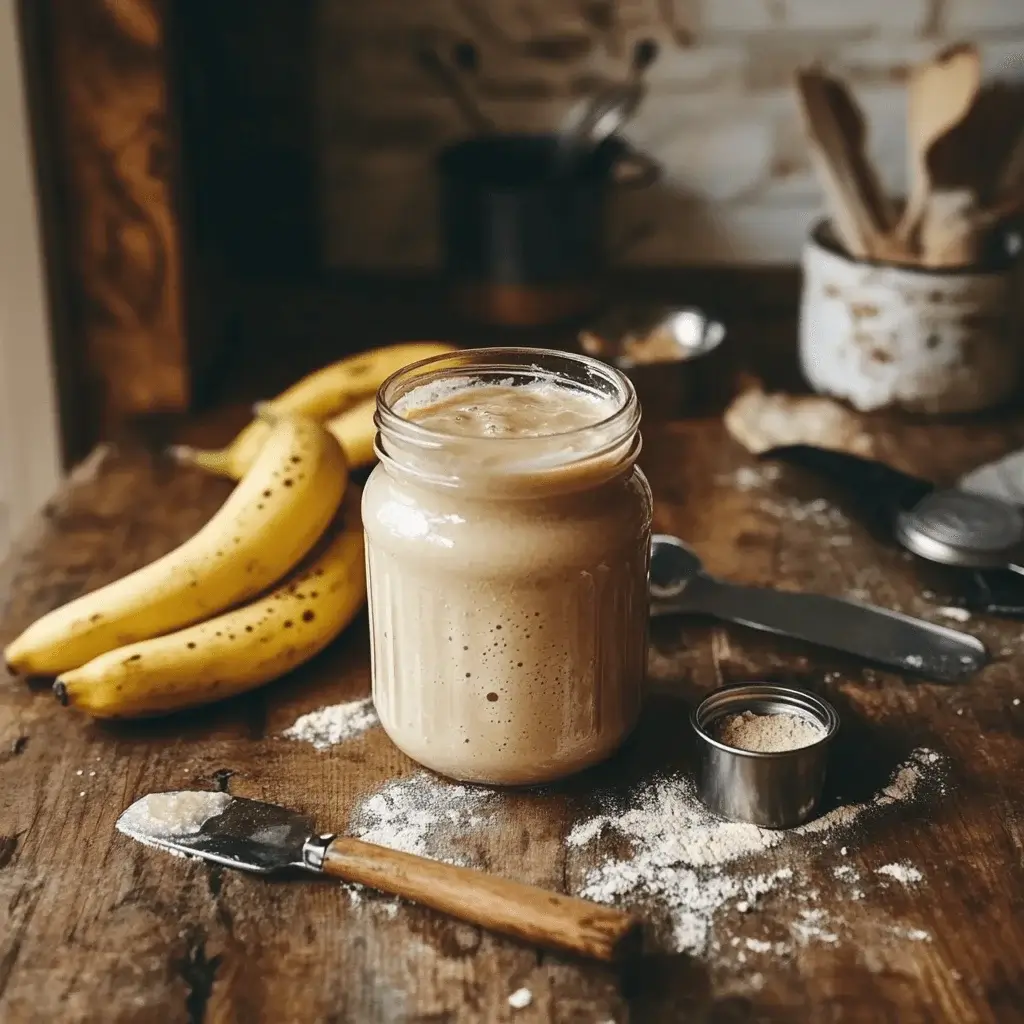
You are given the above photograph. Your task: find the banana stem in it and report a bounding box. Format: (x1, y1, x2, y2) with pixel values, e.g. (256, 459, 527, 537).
(167, 444, 236, 478)
(252, 401, 278, 425)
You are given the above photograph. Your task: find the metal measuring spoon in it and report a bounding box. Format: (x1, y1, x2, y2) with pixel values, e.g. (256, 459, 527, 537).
(649, 535, 987, 682)
(896, 488, 1024, 574)
(553, 80, 644, 173)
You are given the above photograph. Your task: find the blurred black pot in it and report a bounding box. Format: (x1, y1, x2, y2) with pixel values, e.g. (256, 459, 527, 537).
(437, 133, 658, 328)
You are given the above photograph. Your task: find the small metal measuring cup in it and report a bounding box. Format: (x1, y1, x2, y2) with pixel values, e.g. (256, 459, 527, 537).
(691, 684, 839, 829)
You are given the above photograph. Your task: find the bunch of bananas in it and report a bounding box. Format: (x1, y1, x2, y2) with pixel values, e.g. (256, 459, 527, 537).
(3, 341, 455, 718)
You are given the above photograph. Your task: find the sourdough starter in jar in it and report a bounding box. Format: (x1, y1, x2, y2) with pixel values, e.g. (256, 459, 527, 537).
(363, 349, 652, 785)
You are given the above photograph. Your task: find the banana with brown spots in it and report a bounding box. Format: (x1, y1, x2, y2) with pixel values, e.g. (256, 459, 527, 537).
(6, 414, 347, 677)
(54, 487, 365, 718)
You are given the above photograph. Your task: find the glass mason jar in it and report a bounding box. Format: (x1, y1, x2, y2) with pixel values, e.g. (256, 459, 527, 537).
(362, 348, 653, 785)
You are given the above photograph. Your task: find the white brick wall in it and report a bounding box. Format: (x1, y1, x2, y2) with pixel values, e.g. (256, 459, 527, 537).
(946, 0, 1024, 35)
(318, 0, 1024, 267)
(780, 0, 930, 35)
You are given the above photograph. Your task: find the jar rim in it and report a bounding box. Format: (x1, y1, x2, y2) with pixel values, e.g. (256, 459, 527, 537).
(376, 346, 639, 445)
(373, 347, 642, 494)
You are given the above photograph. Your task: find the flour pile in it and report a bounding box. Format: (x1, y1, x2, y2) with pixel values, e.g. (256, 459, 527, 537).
(283, 698, 379, 750)
(716, 710, 825, 752)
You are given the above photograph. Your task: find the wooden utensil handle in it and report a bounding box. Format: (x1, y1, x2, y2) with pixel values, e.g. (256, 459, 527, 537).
(318, 835, 642, 962)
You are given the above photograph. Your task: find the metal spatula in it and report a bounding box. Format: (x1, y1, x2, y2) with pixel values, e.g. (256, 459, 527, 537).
(117, 791, 641, 962)
(649, 535, 988, 682)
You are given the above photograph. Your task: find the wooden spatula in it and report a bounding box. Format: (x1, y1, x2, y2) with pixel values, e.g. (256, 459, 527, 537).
(896, 43, 982, 248)
(795, 68, 895, 260)
(821, 74, 899, 240)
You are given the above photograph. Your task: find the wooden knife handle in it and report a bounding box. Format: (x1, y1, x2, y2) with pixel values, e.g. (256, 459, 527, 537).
(317, 835, 642, 962)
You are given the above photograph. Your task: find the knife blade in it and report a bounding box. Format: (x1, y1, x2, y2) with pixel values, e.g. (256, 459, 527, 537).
(117, 791, 641, 962)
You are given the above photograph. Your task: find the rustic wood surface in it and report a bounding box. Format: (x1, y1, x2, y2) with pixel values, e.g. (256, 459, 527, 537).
(3, 390, 1024, 1022)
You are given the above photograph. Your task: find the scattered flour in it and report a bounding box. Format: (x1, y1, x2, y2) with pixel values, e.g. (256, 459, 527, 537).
(342, 750, 944, 961)
(757, 495, 850, 530)
(717, 465, 782, 491)
(791, 908, 839, 945)
(888, 924, 932, 942)
(566, 747, 943, 956)
(118, 791, 232, 839)
(339, 773, 494, 915)
(508, 988, 533, 1010)
(876, 863, 923, 885)
(713, 461, 849, 531)
(348, 772, 493, 863)
(283, 698, 378, 750)
(934, 606, 971, 623)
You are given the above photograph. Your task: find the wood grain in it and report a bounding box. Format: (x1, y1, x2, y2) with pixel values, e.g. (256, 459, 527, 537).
(45, 0, 188, 431)
(2, 350, 1024, 1020)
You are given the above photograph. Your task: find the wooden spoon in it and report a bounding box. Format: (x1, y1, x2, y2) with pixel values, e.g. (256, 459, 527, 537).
(795, 68, 894, 260)
(896, 42, 982, 249)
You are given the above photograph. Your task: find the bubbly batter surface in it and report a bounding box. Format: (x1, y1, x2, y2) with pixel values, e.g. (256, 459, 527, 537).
(400, 381, 614, 439)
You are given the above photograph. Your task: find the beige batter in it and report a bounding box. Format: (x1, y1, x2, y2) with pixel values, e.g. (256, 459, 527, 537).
(363, 377, 651, 785)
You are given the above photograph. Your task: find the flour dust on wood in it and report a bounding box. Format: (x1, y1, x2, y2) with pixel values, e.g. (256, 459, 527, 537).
(283, 697, 379, 749)
(344, 750, 941, 958)
(340, 771, 496, 914)
(348, 772, 494, 863)
(566, 747, 942, 956)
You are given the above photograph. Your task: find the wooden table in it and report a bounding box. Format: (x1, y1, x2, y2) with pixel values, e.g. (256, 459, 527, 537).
(3, 404, 1024, 1023)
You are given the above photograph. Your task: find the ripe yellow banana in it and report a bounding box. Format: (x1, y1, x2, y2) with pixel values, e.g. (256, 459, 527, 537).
(54, 488, 366, 719)
(172, 341, 456, 479)
(176, 395, 379, 480)
(5, 415, 347, 677)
